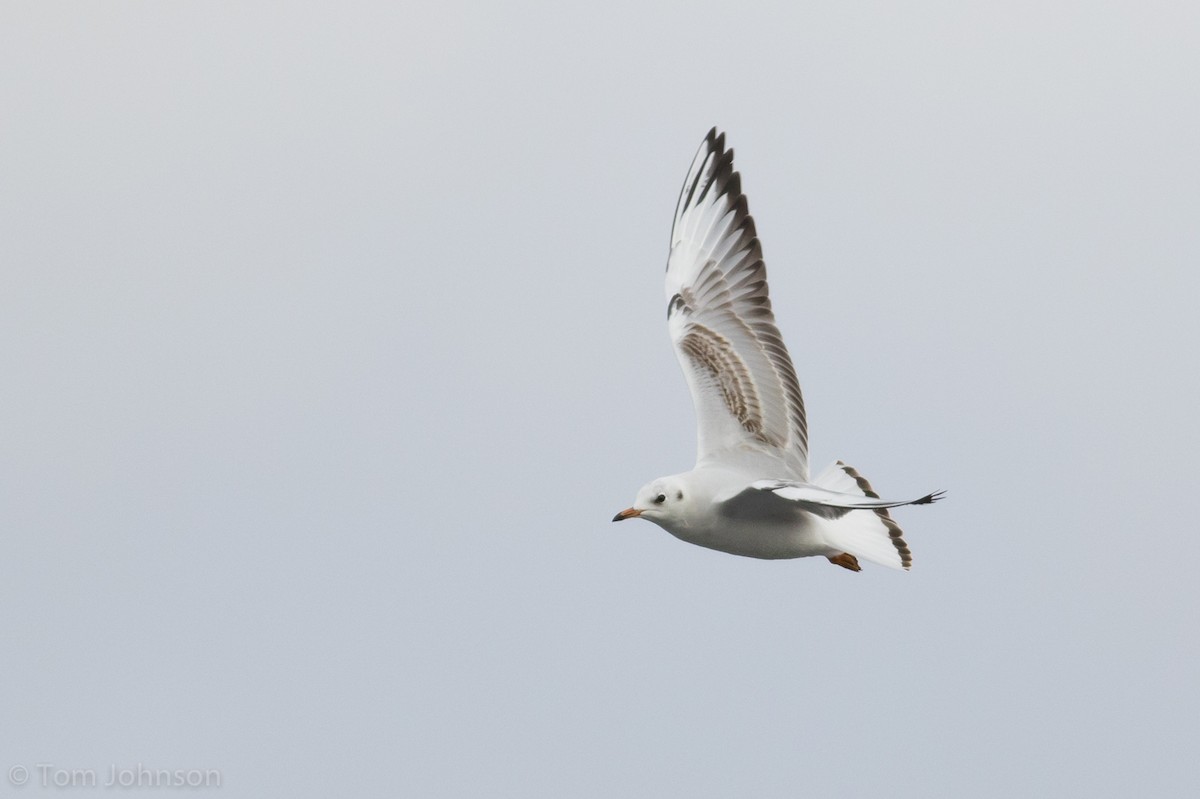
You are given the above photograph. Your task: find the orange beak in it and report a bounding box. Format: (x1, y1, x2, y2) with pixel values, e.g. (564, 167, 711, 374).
(611, 507, 642, 522)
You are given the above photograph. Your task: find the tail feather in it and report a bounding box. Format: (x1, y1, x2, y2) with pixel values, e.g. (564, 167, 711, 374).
(814, 461, 913, 571)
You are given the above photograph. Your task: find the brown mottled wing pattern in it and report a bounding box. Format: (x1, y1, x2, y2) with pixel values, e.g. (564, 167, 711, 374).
(665, 129, 809, 478)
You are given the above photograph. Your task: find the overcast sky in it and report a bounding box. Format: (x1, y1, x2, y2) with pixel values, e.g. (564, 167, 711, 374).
(2, 1, 1198, 796)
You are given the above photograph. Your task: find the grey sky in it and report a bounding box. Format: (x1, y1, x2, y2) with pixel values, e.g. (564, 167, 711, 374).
(2, 1, 1198, 796)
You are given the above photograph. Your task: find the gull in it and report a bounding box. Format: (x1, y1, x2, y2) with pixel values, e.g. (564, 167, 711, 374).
(613, 129, 942, 571)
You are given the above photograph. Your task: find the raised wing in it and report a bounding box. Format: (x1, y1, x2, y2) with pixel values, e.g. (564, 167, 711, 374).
(666, 129, 809, 477)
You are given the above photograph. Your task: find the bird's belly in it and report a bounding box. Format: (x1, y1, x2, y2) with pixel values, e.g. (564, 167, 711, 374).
(662, 514, 831, 560)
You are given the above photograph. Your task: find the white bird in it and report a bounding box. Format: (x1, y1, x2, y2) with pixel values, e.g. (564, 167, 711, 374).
(613, 129, 942, 571)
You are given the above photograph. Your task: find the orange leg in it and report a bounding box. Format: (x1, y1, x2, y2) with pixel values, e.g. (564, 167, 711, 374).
(827, 553, 861, 572)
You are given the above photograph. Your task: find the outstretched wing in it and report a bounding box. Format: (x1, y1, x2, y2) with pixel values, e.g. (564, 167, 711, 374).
(666, 128, 808, 477)
(716, 477, 943, 522)
(747, 480, 944, 516)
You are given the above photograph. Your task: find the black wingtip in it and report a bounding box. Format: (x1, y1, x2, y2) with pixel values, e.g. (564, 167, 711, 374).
(725, 171, 742, 200)
(707, 127, 727, 157)
(914, 490, 946, 505)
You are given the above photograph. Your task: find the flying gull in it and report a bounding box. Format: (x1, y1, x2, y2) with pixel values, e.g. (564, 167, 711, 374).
(613, 129, 943, 571)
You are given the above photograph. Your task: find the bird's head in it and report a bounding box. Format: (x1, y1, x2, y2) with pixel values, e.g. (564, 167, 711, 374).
(612, 476, 691, 527)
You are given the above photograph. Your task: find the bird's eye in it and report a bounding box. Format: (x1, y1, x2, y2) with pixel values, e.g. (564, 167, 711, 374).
(654, 493, 666, 504)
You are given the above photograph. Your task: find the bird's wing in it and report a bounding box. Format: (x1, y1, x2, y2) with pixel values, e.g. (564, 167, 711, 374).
(724, 479, 944, 520)
(714, 465, 934, 571)
(666, 128, 808, 477)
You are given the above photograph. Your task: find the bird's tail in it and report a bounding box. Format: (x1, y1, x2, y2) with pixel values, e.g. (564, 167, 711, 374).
(814, 461, 913, 571)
